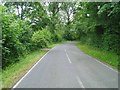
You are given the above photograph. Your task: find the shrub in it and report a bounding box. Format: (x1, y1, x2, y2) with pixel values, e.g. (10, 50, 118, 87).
(1, 5, 32, 68)
(32, 28, 52, 49)
(52, 33, 63, 42)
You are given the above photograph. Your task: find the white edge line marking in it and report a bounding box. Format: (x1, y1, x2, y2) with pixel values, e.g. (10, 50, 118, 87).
(65, 49, 72, 64)
(12, 46, 57, 89)
(93, 58, 118, 73)
(77, 46, 118, 73)
(76, 76, 84, 88)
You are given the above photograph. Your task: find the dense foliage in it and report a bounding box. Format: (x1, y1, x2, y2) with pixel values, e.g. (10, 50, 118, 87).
(1, 2, 120, 69)
(73, 2, 120, 54)
(32, 28, 52, 49)
(73, 2, 120, 69)
(1, 2, 64, 68)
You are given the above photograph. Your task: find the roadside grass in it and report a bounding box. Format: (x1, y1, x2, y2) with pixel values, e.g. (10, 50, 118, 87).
(76, 42, 118, 71)
(1, 50, 47, 89)
(0, 69, 2, 89)
(0, 43, 59, 89)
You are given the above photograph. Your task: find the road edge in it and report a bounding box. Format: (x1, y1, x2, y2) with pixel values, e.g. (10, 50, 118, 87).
(11, 45, 57, 89)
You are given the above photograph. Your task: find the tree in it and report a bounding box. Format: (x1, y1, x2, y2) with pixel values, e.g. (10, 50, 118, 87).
(60, 2, 76, 40)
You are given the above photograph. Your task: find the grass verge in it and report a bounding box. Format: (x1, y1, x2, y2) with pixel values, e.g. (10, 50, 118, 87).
(0, 43, 59, 89)
(76, 42, 118, 71)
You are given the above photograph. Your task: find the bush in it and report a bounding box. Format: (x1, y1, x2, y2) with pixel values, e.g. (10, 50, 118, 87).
(1, 6, 32, 68)
(52, 33, 63, 42)
(32, 28, 52, 49)
(102, 30, 120, 53)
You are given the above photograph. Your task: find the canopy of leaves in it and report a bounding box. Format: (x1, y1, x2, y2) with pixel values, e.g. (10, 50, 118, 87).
(1, 2, 120, 68)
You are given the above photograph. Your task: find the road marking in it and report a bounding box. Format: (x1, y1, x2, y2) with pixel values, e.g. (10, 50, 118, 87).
(12, 46, 57, 89)
(76, 76, 85, 88)
(65, 49, 72, 64)
(92, 58, 118, 73)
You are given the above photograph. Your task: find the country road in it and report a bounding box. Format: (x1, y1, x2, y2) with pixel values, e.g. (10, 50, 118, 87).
(13, 42, 118, 88)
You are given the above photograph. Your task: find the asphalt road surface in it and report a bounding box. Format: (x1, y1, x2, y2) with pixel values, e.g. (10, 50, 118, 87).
(13, 42, 118, 88)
